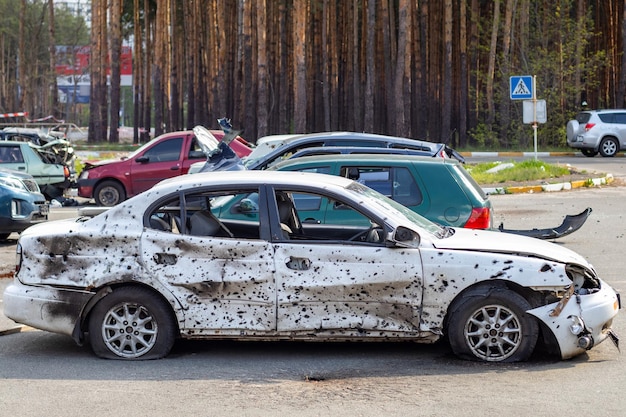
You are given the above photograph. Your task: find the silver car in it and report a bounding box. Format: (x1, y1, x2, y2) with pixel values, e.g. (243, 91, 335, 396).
(3, 171, 620, 362)
(566, 109, 626, 157)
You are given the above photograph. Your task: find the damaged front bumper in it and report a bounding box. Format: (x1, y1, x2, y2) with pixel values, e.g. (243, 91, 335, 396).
(499, 207, 592, 240)
(3, 279, 93, 338)
(528, 279, 621, 359)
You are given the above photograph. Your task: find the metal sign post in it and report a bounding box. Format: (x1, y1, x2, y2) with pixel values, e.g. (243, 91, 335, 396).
(511, 75, 547, 160)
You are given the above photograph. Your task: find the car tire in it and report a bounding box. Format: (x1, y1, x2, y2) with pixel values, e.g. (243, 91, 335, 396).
(94, 180, 126, 206)
(599, 137, 619, 157)
(581, 149, 598, 157)
(0, 233, 11, 241)
(88, 286, 177, 360)
(447, 289, 538, 362)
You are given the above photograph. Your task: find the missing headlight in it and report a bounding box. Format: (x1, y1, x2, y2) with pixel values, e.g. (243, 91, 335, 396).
(566, 264, 600, 293)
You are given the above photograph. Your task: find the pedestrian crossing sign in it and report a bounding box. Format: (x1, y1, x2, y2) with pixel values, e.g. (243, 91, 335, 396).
(510, 76, 533, 100)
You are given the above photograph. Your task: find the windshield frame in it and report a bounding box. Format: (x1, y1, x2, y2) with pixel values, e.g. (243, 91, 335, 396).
(345, 181, 445, 236)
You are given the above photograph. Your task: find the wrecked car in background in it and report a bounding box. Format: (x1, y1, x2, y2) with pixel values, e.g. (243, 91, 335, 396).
(0, 141, 73, 200)
(3, 171, 620, 362)
(0, 127, 77, 173)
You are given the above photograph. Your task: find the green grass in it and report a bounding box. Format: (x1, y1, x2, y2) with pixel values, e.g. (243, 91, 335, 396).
(466, 160, 571, 184)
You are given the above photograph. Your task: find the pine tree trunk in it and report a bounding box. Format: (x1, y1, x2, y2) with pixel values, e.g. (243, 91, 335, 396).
(293, 0, 307, 132)
(109, 0, 122, 143)
(48, 0, 59, 119)
(257, 0, 269, 138)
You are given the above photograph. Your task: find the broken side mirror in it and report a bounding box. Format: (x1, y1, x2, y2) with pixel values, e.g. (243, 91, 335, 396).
(392, 226, 420, 248)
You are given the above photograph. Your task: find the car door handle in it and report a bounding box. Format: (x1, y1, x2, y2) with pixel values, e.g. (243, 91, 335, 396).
(154, 253, 177, 265)
(170, 165, 180, 171)
(302, 218, 321, 224)
(286, 256, 311, 271)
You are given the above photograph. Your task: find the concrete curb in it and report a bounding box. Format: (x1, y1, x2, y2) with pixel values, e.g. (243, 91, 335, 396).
(483, 173, 614, 195)
(460, 151, 625, 157)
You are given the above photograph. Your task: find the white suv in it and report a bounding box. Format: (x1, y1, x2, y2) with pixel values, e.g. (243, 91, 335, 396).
(566, 109, 626, 157)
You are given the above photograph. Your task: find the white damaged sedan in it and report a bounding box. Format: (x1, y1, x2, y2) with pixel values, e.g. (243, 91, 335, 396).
(3, 171, 620, 361)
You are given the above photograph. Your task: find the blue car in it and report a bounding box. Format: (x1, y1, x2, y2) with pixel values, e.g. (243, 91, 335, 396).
(0, 168, 48, 240)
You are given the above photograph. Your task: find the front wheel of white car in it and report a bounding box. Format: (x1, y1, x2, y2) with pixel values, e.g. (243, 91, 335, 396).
(447, 290, 538, 362)
(88, 287, 177, 360)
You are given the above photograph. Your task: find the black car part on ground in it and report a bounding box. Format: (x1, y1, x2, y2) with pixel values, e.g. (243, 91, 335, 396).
(498, 207, 592, 240)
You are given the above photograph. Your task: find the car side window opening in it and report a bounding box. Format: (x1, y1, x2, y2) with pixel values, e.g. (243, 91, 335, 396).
(0, 146, 24, 163)
(188, 137, 206, 159)
(273, 189, 384, 244)
(143, 137, 183, 162)
(339, 166, 422, 206)
(146, 188, 261, 239)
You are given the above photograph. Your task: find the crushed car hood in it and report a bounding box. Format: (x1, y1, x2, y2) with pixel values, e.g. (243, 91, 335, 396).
(431, 227, 593, 268)
(82, 158, 124, 169)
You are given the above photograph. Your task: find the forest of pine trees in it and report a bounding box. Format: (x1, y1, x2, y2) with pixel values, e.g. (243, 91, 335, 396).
(3, 0, 626, 149)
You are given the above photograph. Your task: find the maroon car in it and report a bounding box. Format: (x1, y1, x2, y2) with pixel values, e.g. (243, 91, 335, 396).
(77, 126, 252, 206)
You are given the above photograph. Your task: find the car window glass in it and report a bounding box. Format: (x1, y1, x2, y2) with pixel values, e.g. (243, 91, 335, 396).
(188, 137, 207, 158)
(389, 143, 431, 152)
(613, 113, 626, 124)
(0, 145, 24, 163)
(339, 166, 422, 206)
(264, 141, 325, 168)
(598, 113, 614, 123)
(143, 137, 182, 162)
(575, 112, 591, 123)
(274, 189, 382, 243)
(146, 188, 261, 239)
(325, 140, 385, 147)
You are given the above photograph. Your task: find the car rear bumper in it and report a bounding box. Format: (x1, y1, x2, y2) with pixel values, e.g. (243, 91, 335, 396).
(528, 279, 620, 359)
(567, 135, 599, 149)
(3, 279, 93, 338)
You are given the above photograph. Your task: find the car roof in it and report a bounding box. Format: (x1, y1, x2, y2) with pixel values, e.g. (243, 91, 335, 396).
(0, 140, 28, 146)
(246, 131, 446, 169)
(266, 131, 441, 149)
(158, 169, 354, 191)
(272, 153, 458, 169)
(582, 109, 626, 113)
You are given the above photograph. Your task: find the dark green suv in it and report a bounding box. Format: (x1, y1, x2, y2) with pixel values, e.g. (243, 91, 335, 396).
(271, 154, 491, 229)
(211, 154, 491, 229)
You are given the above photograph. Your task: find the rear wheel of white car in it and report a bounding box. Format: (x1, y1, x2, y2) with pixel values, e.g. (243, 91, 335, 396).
(599, 137, 619, 157)
(88, 287, 177, 360)
(94, 180, 126, 206)
(447, 290, 538, 362)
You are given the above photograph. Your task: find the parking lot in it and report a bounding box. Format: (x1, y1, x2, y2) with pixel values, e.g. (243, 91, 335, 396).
(1, 155, 625, 416)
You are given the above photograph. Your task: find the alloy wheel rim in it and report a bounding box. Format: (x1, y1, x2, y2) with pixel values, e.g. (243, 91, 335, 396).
(464, 304, 522, 361)
(101, 302, 158, 358)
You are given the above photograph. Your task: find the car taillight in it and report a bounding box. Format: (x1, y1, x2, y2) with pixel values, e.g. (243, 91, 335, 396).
(464, 207, 491, 229)
(64, 166, 70, 178)
(584, 123, 596, 131)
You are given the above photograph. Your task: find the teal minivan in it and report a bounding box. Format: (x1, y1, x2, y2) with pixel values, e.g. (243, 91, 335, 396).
(212, 154, 492, 229)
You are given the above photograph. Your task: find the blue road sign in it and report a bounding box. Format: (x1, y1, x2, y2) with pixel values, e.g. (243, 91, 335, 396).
(510, 76, 533, 100)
